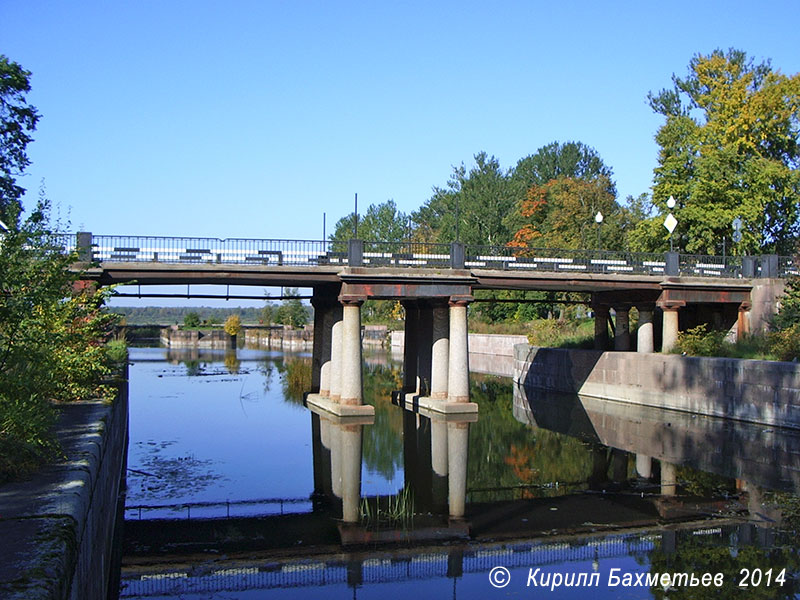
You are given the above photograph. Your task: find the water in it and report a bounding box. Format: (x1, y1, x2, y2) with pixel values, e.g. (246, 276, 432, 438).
(119, 345, 800, 598)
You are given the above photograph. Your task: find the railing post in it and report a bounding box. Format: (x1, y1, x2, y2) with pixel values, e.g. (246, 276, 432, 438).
(450, 242, 465, 269)
(76, 231, 93, 262)
(348, 239, 363, 267)
(760, 254, 778, 278)
(665, 252, 679, 276)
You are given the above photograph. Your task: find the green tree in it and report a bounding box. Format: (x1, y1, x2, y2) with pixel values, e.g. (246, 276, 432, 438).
(510, 141, 616, 196)
(183, 311, 201, 328)
(635, 49, 800, 254)
(413, 152, 516, 246)
(0, 55, 40, 226)
(330, 199, 410, 245)
(274, 288, 310, 327)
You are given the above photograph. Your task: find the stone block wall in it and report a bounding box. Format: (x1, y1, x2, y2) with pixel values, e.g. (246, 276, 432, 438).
(0, 372, 129, 599)
(514, 345, 800, 430)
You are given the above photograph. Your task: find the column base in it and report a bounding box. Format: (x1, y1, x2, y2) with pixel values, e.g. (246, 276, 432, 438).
(305, 393, 375, 419)
(391, 391, 478, 416)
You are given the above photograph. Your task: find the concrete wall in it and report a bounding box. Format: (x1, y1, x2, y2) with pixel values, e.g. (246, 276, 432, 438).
(0, 372, 129, 600)
(749, 278, 786, 333)
(514, 344, 800, 430)
(161, 328, 233, 349)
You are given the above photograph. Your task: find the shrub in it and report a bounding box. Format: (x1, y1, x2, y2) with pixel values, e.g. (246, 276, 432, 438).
(769, 323, 800, 362)
(224, 314, 242, 337)
(183, 312, 201, 328)
(673, 324, 727, 357)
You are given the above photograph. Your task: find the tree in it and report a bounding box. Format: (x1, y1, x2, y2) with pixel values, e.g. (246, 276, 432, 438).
(637, 49, 800, 254)
(507, 176, 625, 250)
(330, 199, 409, 244)
(274, 288, 310, 327)
(413, 152, 516, 246)
(183, 312, 201, 328)
(223, 314, 241, 337)
(511, 141, 616, 196)
(0, 55, 40, 226)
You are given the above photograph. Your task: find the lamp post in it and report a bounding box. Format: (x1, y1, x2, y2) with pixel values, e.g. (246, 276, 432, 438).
(664, 196, 678, 252)
(595, 211, 603, 250)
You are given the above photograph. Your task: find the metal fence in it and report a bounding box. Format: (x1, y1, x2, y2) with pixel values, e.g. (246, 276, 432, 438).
(61, 233, 796, 279)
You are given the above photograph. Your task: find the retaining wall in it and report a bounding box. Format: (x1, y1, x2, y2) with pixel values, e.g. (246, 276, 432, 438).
(514, 345, 800, 430)
(0, 372, 129, 599)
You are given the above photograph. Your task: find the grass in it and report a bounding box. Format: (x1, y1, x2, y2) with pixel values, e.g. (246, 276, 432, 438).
(360, 486, 415, 530)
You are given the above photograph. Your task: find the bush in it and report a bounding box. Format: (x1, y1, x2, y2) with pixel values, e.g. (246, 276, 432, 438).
(769, 323, 800, 362)
(224, 314, 242, 337)
(673, 324, 727, 357)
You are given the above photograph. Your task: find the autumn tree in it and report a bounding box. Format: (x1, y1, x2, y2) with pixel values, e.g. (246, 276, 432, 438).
(632, 49, 800, 254)
(506, 176, 625, 250)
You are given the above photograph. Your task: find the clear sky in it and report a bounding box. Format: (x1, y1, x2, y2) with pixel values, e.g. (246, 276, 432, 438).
(3, 1, 799, 306)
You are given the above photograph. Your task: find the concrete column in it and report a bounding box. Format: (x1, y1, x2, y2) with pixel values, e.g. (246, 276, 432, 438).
(613, 306, 630, 351)
(431, 419, 449, 512)
(447, 422, 469, 519)
(636, 454, 652, 479)
(738, 303, 751, 341)
(417, 306, 434, 395)
(340, 300, 364, 406)
(311, 298, 326, 393)
(316, 301, 338, 397)
(661, 461, 678, 496)
(593, 305, 610, 350)
(661, 306, 680, 353)
(636, 305, 655, 354)
(430, 305, 450, 399)
(330, 421, 342, 500)
(329, 314, 344, 402)
(447, 299, 471, 403)
(402, 302, 419, 393)
(340, 423, 363, 523)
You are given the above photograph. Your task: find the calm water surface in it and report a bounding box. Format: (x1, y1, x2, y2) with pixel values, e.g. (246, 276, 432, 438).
(120, 345, 800, 599)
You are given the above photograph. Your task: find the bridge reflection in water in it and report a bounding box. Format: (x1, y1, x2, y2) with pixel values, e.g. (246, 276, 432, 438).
(120, 372, 800, 598)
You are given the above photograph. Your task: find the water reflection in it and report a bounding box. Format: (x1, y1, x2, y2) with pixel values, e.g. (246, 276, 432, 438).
(120, 346, 800, 598)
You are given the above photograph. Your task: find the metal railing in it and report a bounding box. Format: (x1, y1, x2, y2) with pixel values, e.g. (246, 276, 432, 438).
(62, 232, 796, 279)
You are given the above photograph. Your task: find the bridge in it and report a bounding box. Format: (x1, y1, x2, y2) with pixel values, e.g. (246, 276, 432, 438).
(62, 233, 789, 479)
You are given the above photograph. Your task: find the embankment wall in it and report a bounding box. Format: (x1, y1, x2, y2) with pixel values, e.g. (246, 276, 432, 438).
(513, 345, 800, 429)
(0, 371, 129, 599)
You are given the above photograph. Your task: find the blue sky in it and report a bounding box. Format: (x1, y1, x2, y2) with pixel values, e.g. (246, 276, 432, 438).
(3, 1, 799, 306)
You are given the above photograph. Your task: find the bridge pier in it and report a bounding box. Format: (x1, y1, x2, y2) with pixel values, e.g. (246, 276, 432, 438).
(447, 298, 471, 403)
(340, 298, 364, 406)
(613, 305, 631, 351)
(636, 305, 655, 353)
(660, 303, 683, 353)
(593, 304, 610, 350)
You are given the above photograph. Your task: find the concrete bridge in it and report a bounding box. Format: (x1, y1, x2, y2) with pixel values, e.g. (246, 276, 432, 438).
(63, 233, 789, 422)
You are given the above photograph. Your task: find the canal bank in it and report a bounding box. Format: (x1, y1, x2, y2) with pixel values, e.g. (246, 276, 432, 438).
(514, 345, 800, 429)
(0, 372, 129, 600)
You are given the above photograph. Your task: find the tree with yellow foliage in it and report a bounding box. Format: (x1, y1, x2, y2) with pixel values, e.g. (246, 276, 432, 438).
(630, 49, 800, 255)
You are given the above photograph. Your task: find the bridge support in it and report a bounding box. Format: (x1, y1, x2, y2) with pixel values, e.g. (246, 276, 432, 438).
(447, 422, 469, 518)
(340, 299, 364, 406)
(636, 305, 655, 354)
(593, 304, 610, 350)
(431, 305, 450, 399)
(660, 461, 678, 496)
(447, 298, 471, 403)
(613, 306, 630, 351)
(660, 304, 683, 353)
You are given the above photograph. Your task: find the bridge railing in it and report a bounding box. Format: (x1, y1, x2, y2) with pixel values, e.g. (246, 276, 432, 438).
(90, 235, 343, 266)
(71, 233, 795, 278)
(464, 245, 669, 275)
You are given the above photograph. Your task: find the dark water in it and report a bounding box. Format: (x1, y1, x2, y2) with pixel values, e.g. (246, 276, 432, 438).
(119, 346, 800, 599)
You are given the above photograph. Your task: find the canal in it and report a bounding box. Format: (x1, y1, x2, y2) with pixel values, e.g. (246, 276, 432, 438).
(118, 345, 800, 599)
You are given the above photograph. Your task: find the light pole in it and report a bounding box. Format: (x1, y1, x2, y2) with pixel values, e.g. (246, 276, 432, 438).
(664, 196, 678, 252)
(595, 211, 603, 250)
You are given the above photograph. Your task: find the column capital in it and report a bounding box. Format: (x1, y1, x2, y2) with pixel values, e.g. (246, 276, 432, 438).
(656, 300, 686, 310)
(449, 295, 473, 307)
(339, 295, 366, 306)
(636, 302, 657, 312)
(739, 302, 752, 312)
